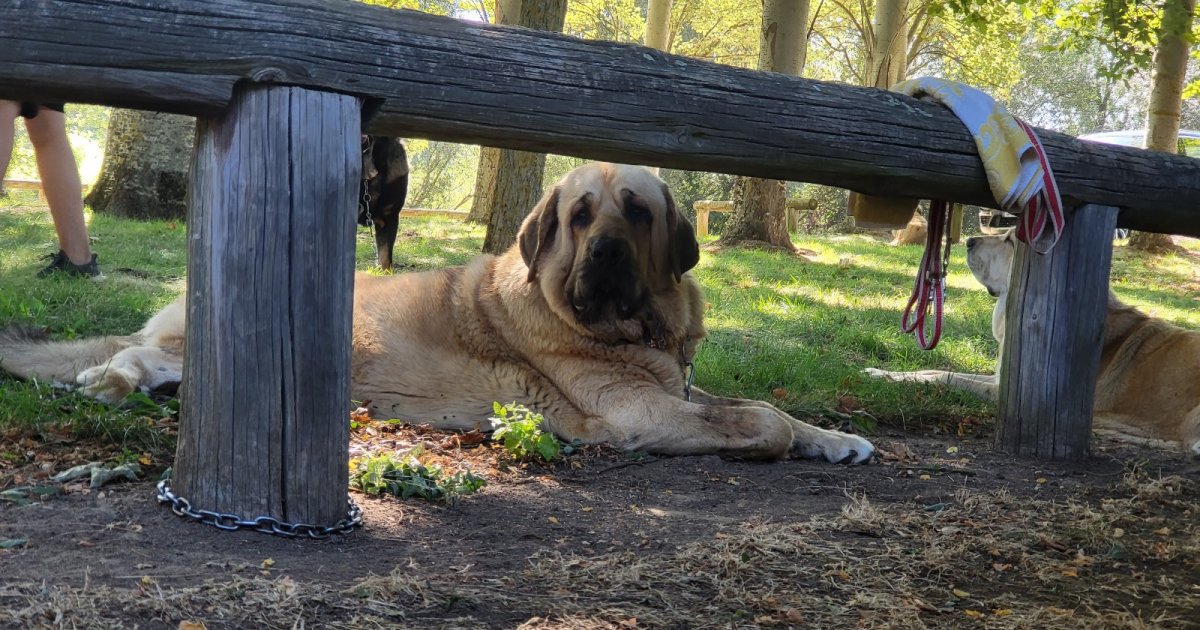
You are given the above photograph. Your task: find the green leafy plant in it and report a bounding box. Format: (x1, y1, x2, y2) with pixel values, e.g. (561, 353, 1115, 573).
(490, 402, 561, 462)
(349, 447, 485, 502)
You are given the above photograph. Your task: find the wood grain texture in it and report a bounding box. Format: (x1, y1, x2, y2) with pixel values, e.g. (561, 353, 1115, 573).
(174, 84, 358, 526)
(1, 0, 1197, 235)
(995, 205, 1118, 460)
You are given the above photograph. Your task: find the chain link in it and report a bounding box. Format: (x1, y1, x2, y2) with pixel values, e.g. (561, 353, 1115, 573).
(156, 480, 363, 539)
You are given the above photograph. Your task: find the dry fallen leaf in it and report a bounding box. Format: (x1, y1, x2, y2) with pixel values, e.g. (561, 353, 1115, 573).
(178, 622, 208, 630)
(952, 588, 970, 598)
(964, 610, 983, 618)
(547, 516, 559, 524)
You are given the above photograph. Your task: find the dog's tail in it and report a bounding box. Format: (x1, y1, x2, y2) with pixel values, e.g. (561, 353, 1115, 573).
(0, 326, 134, 386)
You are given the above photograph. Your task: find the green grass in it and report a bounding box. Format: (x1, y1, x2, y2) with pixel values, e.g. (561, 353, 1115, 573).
(2, 197, 1198, 455)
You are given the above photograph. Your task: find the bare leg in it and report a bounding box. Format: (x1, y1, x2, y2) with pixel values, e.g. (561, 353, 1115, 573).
(24, 106, 92, 265)
(0, 101, 19, 184)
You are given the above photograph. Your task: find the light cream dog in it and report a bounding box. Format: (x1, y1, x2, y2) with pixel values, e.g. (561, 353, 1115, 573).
(0, 163, 873, 463)
(866, 230, 1200, 455)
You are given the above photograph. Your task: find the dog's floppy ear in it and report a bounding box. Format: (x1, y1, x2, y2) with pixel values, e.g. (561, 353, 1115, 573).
(519, 185, 562, 283)
(662, 184, 700, 282)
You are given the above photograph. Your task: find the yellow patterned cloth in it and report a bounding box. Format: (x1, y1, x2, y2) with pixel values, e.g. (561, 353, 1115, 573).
(891, 77, 1047, 212)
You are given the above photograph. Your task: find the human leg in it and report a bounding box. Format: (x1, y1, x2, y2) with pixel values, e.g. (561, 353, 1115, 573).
(23, 105, 96, 269)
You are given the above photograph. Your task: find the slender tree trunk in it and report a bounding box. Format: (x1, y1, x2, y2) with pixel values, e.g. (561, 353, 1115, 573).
(1129, 0, 1193, 254)
(85, 109, 193, 220)
(716, 0, 809, 251)
(467, 0, 523, 225)
(852, 0, 921, 240)
(644, 0, 672, 176)
(475, 0, 568, 253)
(645, 0, 672, 51)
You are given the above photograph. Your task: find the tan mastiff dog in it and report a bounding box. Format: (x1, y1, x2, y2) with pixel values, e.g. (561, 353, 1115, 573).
(866, 230, 1200, 455)
(1, 163, 873, 464)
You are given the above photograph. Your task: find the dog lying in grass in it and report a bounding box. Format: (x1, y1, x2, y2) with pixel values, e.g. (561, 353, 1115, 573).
(866, 229, 1200, 455)
(0, 163, 874, 464)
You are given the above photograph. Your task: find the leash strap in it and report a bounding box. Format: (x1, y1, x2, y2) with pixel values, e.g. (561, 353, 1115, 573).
(1012, 119, 1064, 253)
(901, 200, 953, 350)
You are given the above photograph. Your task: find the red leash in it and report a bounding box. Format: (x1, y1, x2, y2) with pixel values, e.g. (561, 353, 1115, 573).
(901, 200, 954, 349)
(1013, 120, 1065, 252)
(901, 119, 1064, 350)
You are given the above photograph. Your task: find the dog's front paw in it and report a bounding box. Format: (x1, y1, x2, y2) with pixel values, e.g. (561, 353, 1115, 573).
(77, 365, 138, 403)
(793, 430, 875, 465)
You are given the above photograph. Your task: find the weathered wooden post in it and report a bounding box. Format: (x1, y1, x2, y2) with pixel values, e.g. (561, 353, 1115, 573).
(171, 84, 360, 531)
(995, 204, 1118, 459)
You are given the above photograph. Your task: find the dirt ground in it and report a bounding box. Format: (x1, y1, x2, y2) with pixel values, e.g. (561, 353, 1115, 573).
(2, 420, 1198, 629)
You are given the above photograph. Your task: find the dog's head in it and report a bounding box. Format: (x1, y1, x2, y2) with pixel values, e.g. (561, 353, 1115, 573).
(965, 230, 1017, 298)
(518, 163, 700, 330)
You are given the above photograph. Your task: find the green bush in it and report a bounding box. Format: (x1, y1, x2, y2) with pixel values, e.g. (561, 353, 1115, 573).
(490, 402, 561, 462)
(349, 447, 485, 502)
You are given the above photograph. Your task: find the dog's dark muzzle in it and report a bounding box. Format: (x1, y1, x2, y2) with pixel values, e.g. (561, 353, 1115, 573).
(571, 236, 645, 321)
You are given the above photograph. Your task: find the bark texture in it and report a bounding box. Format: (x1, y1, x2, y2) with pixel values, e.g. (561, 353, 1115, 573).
(479, 0, 568, 254)
(86, 109, 194, 220)
(645, 0, 673, 51)
(1128, 0, 1194, 254)
(717, 0, 809, 251)
(466, 0, 522, 225)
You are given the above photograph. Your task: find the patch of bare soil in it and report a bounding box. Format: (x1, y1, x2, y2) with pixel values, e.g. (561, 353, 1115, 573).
(2, 423, 1198, 629)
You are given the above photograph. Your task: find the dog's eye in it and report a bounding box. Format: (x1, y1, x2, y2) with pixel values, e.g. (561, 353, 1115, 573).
(571, 208, 592, 229)
(621, 190, 652, 225)
(624, 202, 652, 225)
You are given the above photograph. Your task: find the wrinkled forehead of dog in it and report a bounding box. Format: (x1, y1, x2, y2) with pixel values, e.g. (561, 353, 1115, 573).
(555, 163, 668, 212)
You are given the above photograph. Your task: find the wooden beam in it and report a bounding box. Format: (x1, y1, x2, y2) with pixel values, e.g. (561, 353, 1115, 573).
(1, 0, 1197, 235)
(995, 204, 1118, 460)
(175, 84, 358, 527)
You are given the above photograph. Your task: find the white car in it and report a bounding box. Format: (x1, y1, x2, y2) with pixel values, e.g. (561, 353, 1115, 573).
(978, 128, 1200, 235)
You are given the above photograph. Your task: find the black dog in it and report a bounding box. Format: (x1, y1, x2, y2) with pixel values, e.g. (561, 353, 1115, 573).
(359, 135, 409, 271)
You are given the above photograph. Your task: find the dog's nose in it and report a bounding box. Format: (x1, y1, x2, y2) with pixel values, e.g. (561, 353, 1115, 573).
(966, 237, 979, 250)
(588, 237, 629, 265)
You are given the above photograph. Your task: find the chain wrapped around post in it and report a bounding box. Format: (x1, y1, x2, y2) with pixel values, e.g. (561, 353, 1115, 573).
(156, 480, 363, 539)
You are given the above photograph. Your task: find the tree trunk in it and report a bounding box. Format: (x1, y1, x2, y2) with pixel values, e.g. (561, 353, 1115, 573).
(1128, 0, 1193, 254)
(645, 0, 672, 51)
(471, 0, 567, 248)
(716, 0, 809, 251)
(482, 150, 548, 253)
(868, 0, 908, 88)
(851, 0, 919, 238)
(466, 0, 522, 225)
(85, 108, 193, 220)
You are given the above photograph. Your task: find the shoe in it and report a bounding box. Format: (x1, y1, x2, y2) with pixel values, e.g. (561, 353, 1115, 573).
(38, 250, 103, 279)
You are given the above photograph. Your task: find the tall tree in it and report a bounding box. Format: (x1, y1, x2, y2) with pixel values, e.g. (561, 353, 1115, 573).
(474, 0, 568, 255)
(86, 109, 193, 220)
(715, 0, 810, 252)
(645, 0, 673, 51)
(848, 0, 923, 241)
(1129, 0, 1195, 253)
(467, 0, 522, 225)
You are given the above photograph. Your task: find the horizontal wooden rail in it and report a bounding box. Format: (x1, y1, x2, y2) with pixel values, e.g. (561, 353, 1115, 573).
(2, 178, 93, 203)
(693, 198, 815, 237)
(1, 0, 1198, 235)
(400, 208, 469, 220)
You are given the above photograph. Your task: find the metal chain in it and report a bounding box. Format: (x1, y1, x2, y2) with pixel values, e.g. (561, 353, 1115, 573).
(156, 480, 363, 539)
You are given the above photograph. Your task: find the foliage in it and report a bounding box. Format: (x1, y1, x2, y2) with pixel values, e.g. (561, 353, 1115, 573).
(5, 105, 110, 183)
(490, 402, 562, 461)
(349, 446, 486, 501)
